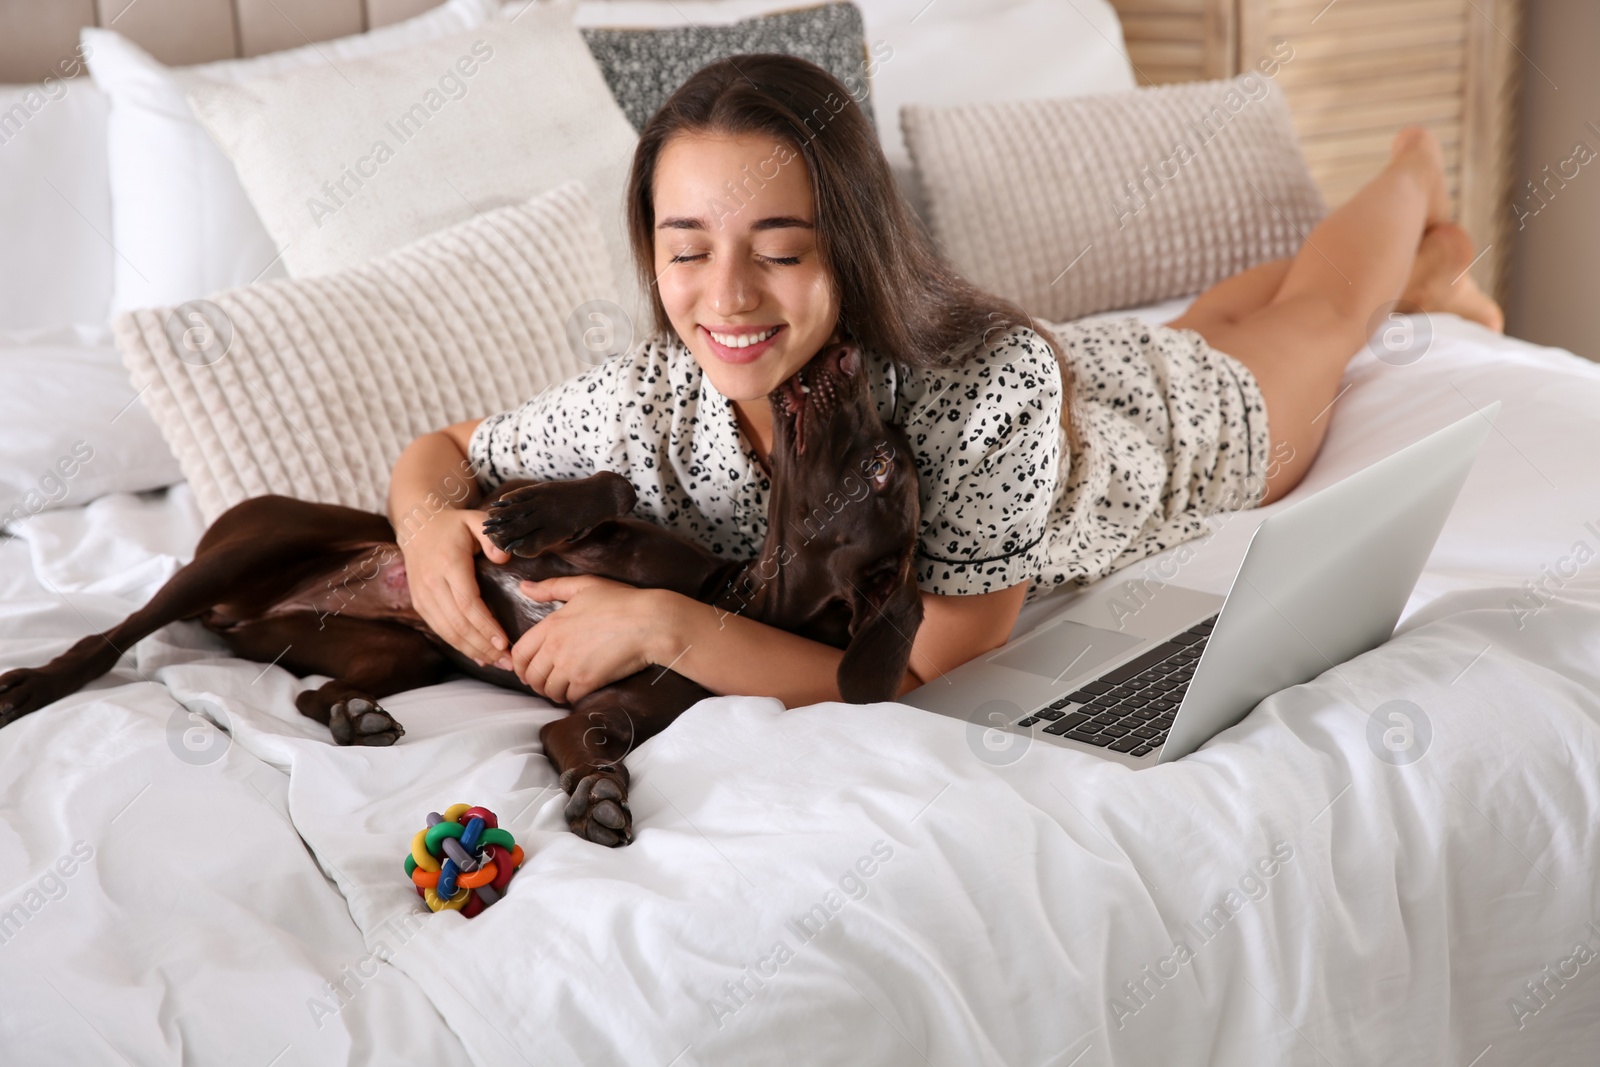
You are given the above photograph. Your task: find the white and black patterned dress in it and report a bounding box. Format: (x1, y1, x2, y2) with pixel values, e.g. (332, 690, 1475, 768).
(1036, 315, 1272, 598)
(468, 318, 1269, 602)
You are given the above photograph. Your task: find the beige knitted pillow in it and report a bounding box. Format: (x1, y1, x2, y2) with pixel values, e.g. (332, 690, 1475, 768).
(114, 180, 614, 524)
(902, 73, 1327, 322)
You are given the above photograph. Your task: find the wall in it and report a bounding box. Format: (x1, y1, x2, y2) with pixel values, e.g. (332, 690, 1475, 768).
(1505, 0, 1600, 362)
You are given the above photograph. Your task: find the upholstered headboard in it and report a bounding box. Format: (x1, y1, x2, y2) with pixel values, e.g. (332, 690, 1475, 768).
(3, 0, 1519, 301)
(0, 0, 447, 82)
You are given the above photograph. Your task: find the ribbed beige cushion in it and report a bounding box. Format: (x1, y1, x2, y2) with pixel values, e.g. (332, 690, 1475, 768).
(114, 180, 611, 524)
(903, 74, 1327, 322)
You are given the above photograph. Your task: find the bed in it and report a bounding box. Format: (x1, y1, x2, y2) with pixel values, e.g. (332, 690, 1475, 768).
(3, 2, 1598, 1065)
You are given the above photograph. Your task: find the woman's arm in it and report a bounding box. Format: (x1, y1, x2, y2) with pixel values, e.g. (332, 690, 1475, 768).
(389, 419, 486, 511)
(388, 417, 516, 669)
(668, 580, 1028, 703)
(509, 575, 1028, 706)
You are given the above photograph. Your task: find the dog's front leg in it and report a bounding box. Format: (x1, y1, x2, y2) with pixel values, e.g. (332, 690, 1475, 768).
(540, 670, 710, 846)
(480, 472, 638, 558)
(481, 474, 741, 602)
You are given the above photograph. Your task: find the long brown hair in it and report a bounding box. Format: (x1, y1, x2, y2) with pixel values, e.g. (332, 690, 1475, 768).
(624, 53, 1075, 437)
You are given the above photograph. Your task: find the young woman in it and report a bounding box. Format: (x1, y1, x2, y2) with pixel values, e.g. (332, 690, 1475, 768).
(388, 55, 1501, 710)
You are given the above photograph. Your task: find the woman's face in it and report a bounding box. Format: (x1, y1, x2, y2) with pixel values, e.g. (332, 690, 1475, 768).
(652, 130, 840, 404)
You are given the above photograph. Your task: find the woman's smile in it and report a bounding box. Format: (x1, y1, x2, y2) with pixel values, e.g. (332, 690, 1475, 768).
(700, 323, 785, 364)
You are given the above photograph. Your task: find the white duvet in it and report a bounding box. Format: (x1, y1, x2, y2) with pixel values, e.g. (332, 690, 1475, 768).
(3, 310, 1598, 1065)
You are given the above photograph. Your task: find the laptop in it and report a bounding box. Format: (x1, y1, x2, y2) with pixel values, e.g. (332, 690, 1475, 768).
(904, 403, 1500, 766)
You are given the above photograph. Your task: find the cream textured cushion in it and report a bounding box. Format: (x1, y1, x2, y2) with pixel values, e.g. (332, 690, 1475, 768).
(114, 181, 612, 524)
(902, 73, 1327, 322)
(183, 0, 645, 327)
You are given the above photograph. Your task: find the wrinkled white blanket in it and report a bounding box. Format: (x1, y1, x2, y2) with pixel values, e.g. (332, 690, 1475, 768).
(3, 311, 1599, 1065)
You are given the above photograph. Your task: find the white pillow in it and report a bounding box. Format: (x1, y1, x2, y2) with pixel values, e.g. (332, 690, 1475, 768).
(0, 325, 183, 527)
(871, 0, 1135, 220)
(558, 0, 1137, 222)
(82, 0, 497, 315)
(0, 62, 113, 331)
(184, 0, 644, 328)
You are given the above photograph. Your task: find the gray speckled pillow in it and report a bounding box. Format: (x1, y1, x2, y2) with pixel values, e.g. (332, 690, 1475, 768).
(580, 2, 876, 133)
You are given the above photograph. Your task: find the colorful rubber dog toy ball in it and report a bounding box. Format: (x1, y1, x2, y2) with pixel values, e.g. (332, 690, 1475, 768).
(405, 804, 524, 916)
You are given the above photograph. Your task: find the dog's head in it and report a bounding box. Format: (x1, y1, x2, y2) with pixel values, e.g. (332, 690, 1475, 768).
(765, 342, 923, 703)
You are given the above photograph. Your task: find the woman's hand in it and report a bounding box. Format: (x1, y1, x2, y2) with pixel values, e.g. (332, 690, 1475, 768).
(398, 507, 515, 669)
(510, 576, 681, 704)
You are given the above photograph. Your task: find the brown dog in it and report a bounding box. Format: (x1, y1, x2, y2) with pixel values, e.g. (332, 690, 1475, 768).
(0, 342, 922, 845)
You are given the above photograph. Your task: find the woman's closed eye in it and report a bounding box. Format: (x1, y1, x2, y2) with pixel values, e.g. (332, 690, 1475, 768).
(668, 252, 803, 266)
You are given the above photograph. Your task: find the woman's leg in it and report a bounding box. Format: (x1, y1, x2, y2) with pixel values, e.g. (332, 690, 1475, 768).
(1173, 227, 1499, 338)
(1172, 257, 1292, 327)
(1165, 127, 1499, 504)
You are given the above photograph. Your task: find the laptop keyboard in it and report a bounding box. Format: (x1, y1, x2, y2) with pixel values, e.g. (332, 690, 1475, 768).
(1014, 614, 1218, 757)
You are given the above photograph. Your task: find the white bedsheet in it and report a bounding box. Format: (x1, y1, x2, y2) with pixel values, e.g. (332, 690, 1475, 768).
(0, 488, 472, 1065)
(3, 311, 1598, 1064)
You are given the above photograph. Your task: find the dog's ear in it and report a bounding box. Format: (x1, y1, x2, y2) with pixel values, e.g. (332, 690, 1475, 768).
(837, 567, 924, 704)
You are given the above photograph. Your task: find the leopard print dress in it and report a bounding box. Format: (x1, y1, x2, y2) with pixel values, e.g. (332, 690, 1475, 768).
(1034, 314, 1273, 601)
(467, 318, 1270, 603)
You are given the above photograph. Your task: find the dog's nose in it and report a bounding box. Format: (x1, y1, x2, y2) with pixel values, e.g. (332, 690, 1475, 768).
(833, 344, 860, 377)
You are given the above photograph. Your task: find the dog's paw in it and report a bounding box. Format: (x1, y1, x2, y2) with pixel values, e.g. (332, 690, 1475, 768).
(480, 483, 593, 558)
(559, 764, 634, 847)
(0, 667, 65, 728)
(482, 476, 635, 558)
(327, 696, 405, 747)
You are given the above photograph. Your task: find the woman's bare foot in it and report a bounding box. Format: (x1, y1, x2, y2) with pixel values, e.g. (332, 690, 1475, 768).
(1396, 222, 1505, 332)
(1390, 126, 1453, 227)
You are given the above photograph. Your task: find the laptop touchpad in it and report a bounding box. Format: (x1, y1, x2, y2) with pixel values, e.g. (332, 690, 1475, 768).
(989, 621, 1143, 682)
